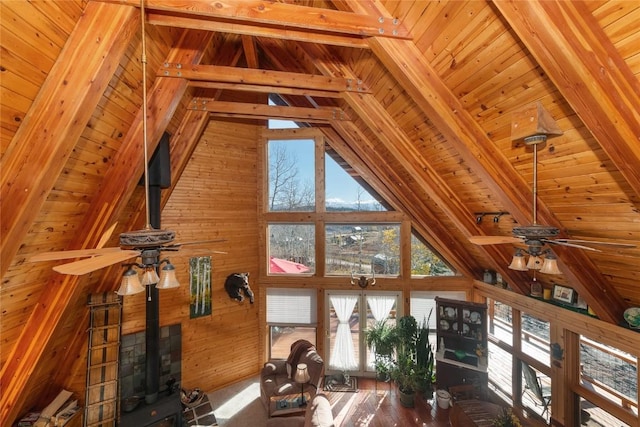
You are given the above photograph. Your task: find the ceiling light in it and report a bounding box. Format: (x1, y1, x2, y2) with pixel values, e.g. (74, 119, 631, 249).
(156, 261, 180, 289)
(117, 267, 145, 296)
(508, 249, 528, 271)
(141, 267, 160, 286)
(526, 255, 543, 270)
(540, 252, 562, 275)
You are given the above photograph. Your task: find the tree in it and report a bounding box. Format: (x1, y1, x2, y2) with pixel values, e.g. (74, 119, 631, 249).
(269, 144, 313, 210)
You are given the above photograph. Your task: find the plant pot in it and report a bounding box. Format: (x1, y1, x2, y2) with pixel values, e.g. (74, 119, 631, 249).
(398, 388, 415, 408)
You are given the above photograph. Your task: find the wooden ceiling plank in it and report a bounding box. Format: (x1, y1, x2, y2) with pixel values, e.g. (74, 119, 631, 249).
(100, 0, 411, 39)
(160, 63, 370, 93)
(0, 28, 213, 423)
(337, 0, 627, 322)
(492, 0, 640, 202)
(0, 3, 139, 420)
(0, 3, 138, 279)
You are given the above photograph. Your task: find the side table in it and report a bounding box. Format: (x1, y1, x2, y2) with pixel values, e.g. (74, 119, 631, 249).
(269, 392, 311, 417)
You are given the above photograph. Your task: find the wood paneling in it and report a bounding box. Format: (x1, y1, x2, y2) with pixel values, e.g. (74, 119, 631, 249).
(1, 0, 639, 424)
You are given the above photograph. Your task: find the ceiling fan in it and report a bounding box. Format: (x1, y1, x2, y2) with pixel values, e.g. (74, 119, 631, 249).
(29, 1, 224, 278)
(469, 131, 635, 273)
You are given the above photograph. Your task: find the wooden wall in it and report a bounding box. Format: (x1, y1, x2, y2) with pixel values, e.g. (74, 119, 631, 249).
(120, 117, 261, 393)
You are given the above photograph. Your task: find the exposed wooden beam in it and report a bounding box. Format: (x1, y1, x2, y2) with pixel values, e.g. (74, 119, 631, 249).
(148, 12, 370, 48)
(0, 3, 139, 421)
(242, 35, 259, 68)
(189, 99, 350, 122)
(0, 3, 138, 279)
(326, 122, 477, 277)
(336, 0, 626, 322)
(159, 63, 370, 93)
(0, 28, 213, 422)
(188, 81, 342, 98)
(301, 43, 507, 283)
(101, 0, 411, 40)
(493, 0, 640, 203)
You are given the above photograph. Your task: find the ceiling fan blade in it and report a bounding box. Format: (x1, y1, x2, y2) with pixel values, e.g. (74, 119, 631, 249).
(554, 239, 636, 249)
(543, 240, 601, 252)
(166, 239, 226, 248)
(96, 222, 118, 249)
(469, 236, 524, 245)
(29, 247, 123, 262)
(53, 250, 140, 275)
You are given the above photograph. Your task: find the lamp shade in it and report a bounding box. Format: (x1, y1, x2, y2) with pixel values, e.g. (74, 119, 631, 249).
(508, 250, 528, 271)
(526, 255, 543, 270)
(294, 363, 310, 384)
(156, 262, 180, 289)
(117, 267, 145, 296)
(140, 267, 160, 286)
(540, 253, 562, 275)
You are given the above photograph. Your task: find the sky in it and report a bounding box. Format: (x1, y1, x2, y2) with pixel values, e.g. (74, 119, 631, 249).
(269, 119, 376, 206)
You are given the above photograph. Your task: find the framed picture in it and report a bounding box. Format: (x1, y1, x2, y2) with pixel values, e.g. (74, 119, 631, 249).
(189, 256, 212, 318)
(552, 285, 575, 304)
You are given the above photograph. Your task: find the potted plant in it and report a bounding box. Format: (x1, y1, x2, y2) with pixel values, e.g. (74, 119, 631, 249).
(365, 319, 396, 381)
(414, 311, 435, 399)
(390, 315, 420, 407)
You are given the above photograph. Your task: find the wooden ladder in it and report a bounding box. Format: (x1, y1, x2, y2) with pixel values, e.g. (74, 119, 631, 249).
(84, 293, 122, 427)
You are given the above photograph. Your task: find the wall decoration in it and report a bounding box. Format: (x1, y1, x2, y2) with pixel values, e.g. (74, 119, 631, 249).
(190, 256, 212, 318)
(552, 285, 575, 304)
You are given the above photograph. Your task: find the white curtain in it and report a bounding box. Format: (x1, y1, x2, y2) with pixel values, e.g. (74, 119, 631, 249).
(367, 295, 395, 322)
(329, 295, 359, 371)
(366, 295, 395, 369)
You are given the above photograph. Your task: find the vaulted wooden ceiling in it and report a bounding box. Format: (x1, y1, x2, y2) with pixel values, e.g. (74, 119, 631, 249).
(1, 0, 639, 421)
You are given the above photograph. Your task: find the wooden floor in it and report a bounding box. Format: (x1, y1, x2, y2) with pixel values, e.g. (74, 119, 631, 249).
(326, 378, 452, 427)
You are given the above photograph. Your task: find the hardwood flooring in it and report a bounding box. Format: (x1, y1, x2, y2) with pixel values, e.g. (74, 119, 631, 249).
(326, 378, 452, 427)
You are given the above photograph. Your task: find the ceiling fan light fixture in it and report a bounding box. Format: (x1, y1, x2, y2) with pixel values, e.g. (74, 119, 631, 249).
(117, 267, 145, 296)
(526, 255, 543, 270)
(156, 261, 180, 289)
(140, 267, 160, 286)
(508, 249, 528, 271)
(540, 252, 562, 275)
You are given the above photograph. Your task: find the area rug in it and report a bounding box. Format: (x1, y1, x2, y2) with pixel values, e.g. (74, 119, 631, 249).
(323, 374, 358, 392)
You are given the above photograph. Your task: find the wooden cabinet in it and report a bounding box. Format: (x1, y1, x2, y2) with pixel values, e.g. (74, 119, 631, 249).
(435, 297, 488, 398)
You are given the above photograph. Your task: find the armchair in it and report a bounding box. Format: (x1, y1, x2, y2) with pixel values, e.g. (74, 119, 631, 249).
(260, 340, 324, 414)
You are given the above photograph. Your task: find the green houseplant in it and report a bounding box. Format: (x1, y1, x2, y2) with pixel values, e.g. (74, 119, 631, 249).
(364, 319, 396, 381)
(414, 311, 435, 398)
(390, 315, 420, 407)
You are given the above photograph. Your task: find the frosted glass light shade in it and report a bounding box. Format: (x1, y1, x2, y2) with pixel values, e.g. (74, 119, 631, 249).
(526, 256, 543, 270)
(117, 268, 144, 295)
(140, 267, 160, 286)
(540, 253, 562, 275)
(508, 250, 528, 271)
(156, 262, 180, 289)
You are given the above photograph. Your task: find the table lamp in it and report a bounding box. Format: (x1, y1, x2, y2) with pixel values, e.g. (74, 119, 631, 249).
(294, 363, 311, 407)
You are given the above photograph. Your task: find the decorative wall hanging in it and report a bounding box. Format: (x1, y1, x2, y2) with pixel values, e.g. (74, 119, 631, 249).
(190, 256, 212, 318)
(552, 285, 575, 304)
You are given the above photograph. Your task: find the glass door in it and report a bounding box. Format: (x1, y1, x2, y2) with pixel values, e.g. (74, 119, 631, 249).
(325, 290, 401, 377)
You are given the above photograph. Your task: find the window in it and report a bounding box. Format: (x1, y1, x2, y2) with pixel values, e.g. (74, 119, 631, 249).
(410, 232, 455, 276)
(268, 224, 315, 274)
(489, 299, 513, 345)
(268, 139, 315, 212)
(410, 291, 465, 350)
(325, 224, 400, 276)
(325, 152, 385, 211)
(579, 336, 637, 422)
(521, 312, 550, 366)
(267, 288, 317, 359)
